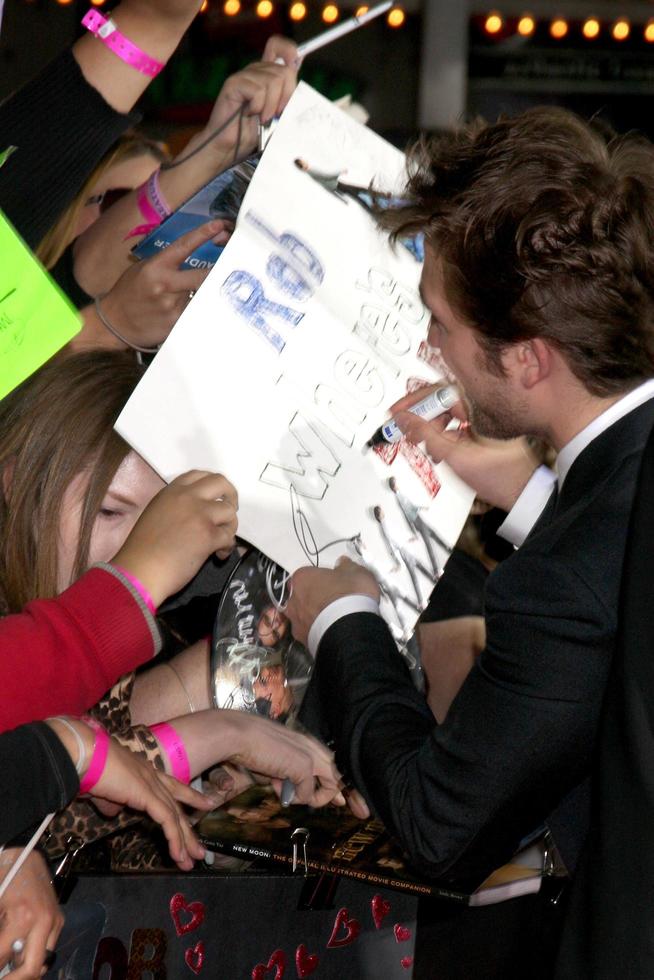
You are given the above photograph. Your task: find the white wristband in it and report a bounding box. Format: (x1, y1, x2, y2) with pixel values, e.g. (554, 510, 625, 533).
(50, 716, 87, 775)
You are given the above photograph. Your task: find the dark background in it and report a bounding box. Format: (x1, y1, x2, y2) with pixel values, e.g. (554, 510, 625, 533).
(2, 0, 654, 149)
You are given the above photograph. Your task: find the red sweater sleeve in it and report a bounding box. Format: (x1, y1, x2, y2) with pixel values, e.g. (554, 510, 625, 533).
(0, 565, 161, 732)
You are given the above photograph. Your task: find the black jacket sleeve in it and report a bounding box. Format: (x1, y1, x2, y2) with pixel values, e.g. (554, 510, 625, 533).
(1, 721, 79, 845)
(0, 48, 139, 249)
(313, 552, 613, 887)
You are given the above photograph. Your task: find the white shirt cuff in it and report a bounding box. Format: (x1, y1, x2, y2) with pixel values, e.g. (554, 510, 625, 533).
(497, 465, 557, 548)
(307, 595, 381, 658)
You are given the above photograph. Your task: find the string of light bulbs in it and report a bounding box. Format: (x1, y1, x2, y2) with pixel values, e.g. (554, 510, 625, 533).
(481, 11, 654, 43)
(53, 0, 407, 27)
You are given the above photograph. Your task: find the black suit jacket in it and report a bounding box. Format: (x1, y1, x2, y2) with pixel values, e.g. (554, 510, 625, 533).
(308, 396, 654, 889)
(554, 418, 654, 979)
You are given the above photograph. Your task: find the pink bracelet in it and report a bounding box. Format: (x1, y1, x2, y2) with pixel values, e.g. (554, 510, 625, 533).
(79, 721, 110, 795)
(112, 565, 157, 615)
(81, 10, 165, 78)
(125, 174, 173, 241)
(147, 171, 172, 221)
(150, 722, 191, 784)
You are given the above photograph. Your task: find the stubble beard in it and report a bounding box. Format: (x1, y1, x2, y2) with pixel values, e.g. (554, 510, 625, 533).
(466, 393, 527, 441)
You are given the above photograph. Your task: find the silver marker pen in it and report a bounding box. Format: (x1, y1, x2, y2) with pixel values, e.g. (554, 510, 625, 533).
(366, 384, 459, 448)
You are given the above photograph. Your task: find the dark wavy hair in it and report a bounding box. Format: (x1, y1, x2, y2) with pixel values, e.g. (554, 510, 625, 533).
(383, 108, 654, 395)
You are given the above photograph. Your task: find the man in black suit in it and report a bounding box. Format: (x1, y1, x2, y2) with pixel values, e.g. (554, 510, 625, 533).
(286, 108, 654, 976)
(553, 422, 654, 980)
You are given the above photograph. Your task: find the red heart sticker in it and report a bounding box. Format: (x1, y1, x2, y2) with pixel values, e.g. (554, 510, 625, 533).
(252, 949, 287, 980)
(295, 943, 319, 978)
(184, 941, 205, 975)
(326, 908, 362, 949)
(371, 894, 391, 930)
(394, 924, 412, 943)
(401, 956, 414, 970)
(169, 893, 205, 937)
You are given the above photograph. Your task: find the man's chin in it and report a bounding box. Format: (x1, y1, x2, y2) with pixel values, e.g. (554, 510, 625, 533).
(469, 405, 522, 441)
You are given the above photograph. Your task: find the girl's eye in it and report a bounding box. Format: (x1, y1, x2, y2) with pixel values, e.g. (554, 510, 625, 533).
(99, 507, 122, 518)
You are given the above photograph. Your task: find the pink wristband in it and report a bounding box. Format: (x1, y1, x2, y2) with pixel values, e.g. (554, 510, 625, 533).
(136, 181, 163, 227)
(147, 171, 172, 220)
(79, 721, 110, 795)
(81, 10, 164, 78)
(113, 565, 157, 615)
(150, 722, 191, 784)
(125, 171, 174, 240)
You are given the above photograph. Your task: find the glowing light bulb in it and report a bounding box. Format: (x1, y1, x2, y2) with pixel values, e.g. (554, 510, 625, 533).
(387, 6, 405, 28)
(256, 0, 273, 16)
(550, 18, 568, 40)
(517, 15, 535, 37)
(55, 0, 75, 7)
(199, 0, 208, 11)
(289, 1, 306, 19)
(612, 19, 630, 41)
(224, 0, 240, 13)
(582, 18, 600, 39)
(484, 12, 503, 35)
(90, 0, 106, 7)
(355, 4, 369, 15)
(645, 20, 654, 43)
(322, 4, 339, 23)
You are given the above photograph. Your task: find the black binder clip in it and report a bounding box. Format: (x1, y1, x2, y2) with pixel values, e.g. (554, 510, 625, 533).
(291, 827, 310, 875)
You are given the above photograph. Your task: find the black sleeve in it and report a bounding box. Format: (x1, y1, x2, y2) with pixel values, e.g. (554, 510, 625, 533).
(49, 244, 93, 310)
(0, 48, 139, 249)
(313, 553, 612, 886)
(1, 721, 79, 845)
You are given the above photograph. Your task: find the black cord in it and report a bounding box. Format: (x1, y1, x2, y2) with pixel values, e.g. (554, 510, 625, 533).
(160, 104, 249, 172)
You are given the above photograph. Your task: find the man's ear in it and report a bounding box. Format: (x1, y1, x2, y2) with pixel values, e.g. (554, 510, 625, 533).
(515, 338, 551, 389)
(1, 457, 15, 501)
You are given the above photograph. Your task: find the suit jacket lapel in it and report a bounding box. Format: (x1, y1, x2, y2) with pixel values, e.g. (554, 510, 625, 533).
(558, 397, 654, 515)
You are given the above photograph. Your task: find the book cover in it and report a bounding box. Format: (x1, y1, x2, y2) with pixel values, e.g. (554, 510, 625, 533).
(197, 785, 546, 906)
(132, 156, 258, 271)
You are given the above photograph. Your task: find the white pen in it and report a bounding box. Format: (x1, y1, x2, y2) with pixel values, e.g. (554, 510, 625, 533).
(296, 1, 393, 59)
(263, 2, 393, 150)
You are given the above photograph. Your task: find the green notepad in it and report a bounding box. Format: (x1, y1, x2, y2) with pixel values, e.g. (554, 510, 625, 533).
(0, 211, 81, 400)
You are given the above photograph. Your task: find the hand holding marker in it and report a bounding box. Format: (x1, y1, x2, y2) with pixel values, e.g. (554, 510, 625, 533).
(367, 385, 460, 448)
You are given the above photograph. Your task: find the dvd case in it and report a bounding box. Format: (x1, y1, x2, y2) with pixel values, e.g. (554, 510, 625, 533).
(210, 548, 313, 725)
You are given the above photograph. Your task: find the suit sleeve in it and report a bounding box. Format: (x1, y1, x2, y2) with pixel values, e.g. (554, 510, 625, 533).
(313, 553, 612, 885)
(0, 565, 161, 732)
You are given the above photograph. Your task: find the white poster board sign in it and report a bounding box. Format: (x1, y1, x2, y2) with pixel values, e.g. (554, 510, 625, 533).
(117, 83, 474, 643)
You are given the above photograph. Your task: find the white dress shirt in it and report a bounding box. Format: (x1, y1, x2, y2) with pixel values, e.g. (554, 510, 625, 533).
(497, 377, 654, 547)
(307, 378, 654, 655)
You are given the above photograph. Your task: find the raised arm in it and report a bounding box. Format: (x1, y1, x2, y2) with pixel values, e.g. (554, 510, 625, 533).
(72, 0, 203, 114)
(0, 0, 203, 246)
(72, 36, 299, 298)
